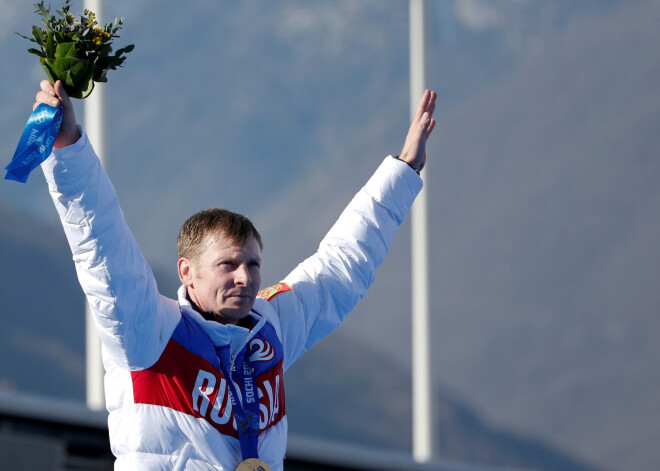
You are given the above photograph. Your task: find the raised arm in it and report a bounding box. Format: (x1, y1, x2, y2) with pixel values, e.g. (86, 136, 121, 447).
(36, 81, 180, 371)
(265, 91, 437, 369)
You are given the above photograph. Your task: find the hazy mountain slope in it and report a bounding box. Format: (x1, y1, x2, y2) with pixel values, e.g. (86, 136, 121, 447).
(0, 204, 599, 470)
(424, 2, 660, 470)
(257, 1, 660, 470)
(0, 203, 85, 400)
(0, 203, 180, 400)
(287, 336, 601, 471)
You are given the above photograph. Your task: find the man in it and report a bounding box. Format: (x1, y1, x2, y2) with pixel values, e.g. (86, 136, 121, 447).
(35, 79, 436, 470)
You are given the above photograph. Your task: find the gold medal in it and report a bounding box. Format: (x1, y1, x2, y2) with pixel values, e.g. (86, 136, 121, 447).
(234, 458, 272, 471)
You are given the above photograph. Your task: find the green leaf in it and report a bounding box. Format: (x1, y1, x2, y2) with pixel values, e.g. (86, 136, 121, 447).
(31, 25, 45, 45)
(50, 57, 88, 80)
(16, 32, 38, 44)
(76, 77, 95, 98)
(45, 30, 56, 57)
(96, 44, 112, 60)
(53, 31, 75, 44)
(34, 1, 50, 20)
(93, 69, 108, 82)
(27, 48, 46, 58)
(54, 42, 78, 60)
(39, 57, 56, 84)
(42, 53, 95, 99)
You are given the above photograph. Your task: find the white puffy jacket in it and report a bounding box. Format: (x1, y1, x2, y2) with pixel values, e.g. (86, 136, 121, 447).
(41, 128, 422, 470)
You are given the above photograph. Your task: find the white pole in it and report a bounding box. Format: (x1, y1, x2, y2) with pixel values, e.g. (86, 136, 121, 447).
(410, 0, 434, 462)
(84, 0, 106, 411)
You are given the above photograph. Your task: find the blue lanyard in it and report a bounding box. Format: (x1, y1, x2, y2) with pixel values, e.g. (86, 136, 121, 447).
(5, 104, 63, 183)
(217, 346, 261, 460)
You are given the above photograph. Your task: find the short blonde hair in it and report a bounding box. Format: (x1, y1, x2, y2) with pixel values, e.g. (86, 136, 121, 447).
(177, 208, 263, 263)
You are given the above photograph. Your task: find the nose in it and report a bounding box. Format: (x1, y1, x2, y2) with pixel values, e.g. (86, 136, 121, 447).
(234, 264, 251, 286)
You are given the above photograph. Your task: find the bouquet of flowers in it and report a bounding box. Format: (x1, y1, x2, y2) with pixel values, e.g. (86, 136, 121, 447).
(18, 0, 134, 99)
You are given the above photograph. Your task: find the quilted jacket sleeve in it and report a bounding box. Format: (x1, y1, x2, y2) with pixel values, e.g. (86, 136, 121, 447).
(266, 156, 423, 370)
(41, 128, 180, 371)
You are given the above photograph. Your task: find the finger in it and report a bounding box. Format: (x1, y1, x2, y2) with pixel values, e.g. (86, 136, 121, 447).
(53, 80, 72, 107)
(420, 111, 432, 129)
(425, 91, 437, 116)
(40, 79, 54, 94)
(413, 89, 431, 123)
(427, 100, 436, 118)
(36, 90, 60, 107)
(427, 118, 436, 137)
(39, 91, 60, 107)
(410, 111, 429, 143)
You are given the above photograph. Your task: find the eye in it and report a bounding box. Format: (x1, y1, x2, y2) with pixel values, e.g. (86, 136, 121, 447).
(249, 261, 261, 269)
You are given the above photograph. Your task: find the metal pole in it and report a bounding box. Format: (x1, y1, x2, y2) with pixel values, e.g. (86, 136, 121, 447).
(410, 0, 434, 462)
(84, 0, 106, 412)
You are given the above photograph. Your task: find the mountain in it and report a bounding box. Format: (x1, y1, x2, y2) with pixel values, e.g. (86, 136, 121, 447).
(419, 4, 660, 470)
(0, 202, 84, 399)
(287, 336, 601, 471)
(0, 203, 180, 400)
(252, 1, 660, 470)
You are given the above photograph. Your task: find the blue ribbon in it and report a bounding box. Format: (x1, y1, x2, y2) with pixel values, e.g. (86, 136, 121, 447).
(5, 104, 63, 183)
(217, 346, 261, 460)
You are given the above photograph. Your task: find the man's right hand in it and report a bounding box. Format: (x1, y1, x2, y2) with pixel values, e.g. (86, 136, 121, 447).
(34, 80, 80, 149)
(399, 89, 436, 173)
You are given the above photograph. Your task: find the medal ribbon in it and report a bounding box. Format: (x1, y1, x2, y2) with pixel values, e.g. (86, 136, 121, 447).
(217, 347, 261, 460)
(5, 104, 63, 183)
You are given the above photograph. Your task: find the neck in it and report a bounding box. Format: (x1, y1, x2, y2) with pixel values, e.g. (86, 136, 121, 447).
(186, 292, 218, 322)
(237, 315, 253, 329)
(185, 291, 249, 327)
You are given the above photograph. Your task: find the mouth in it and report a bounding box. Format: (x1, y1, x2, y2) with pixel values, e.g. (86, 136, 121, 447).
(228, 293, 253, 301)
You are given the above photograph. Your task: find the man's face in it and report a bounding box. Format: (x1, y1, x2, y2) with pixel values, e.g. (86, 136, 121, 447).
(178, 234, 262, 325)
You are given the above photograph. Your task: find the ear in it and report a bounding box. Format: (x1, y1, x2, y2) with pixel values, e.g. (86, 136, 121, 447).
(177, 258, 194, 286)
